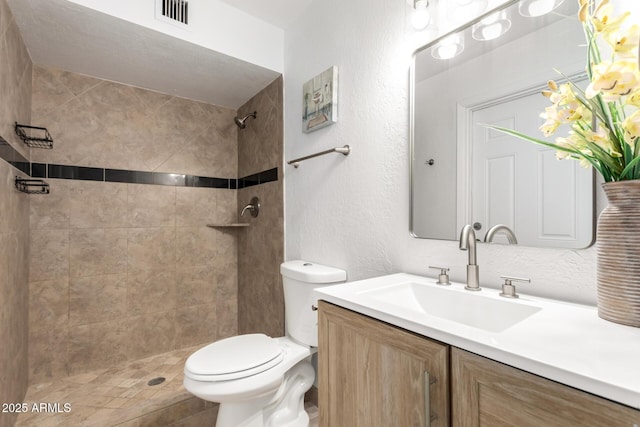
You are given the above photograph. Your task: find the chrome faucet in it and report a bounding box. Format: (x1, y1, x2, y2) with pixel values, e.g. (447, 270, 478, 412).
(484, 224, 518, 244)
(459, 224, 480, 291)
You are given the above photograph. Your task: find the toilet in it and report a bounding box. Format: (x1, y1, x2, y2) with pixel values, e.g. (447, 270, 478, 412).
(183, 260, 346, 427)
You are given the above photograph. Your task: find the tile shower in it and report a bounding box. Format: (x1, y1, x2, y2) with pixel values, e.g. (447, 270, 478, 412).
(0, 1, 285, 424)
(27, 65, 241, 384)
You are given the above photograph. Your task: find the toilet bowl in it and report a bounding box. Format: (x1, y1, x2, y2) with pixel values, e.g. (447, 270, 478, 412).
(183, 260, 347, 427)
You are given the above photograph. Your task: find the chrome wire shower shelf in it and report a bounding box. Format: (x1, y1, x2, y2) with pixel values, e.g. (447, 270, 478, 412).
(15, 177, 50, 194)
(15, 122, 54, 149)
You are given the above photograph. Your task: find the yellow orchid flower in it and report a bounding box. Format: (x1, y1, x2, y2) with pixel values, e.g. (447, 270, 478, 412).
(623, 110, 640, 145)
(591, 0, 630, 38)
(585, 60, 639, 101)
(587, 125, 622, 157)
(578, 2, 589, 23)
(606, 24, 640, 58)
(555, 132, 594, 166)
(626, 88, 640, 107)
(540, 106, 562, 136)
(554, 137, 574, 159)
(579, 157, 592, 168)
(576, 104, 593, 123)
(550, 83, 578, 106)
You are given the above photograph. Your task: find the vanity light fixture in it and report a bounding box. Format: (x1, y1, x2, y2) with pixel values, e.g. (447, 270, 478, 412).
(412, 0, 431, 30)
(472, 10, 512, 41)
(431, 33, 465, 60)
(519, 0, 564, 17)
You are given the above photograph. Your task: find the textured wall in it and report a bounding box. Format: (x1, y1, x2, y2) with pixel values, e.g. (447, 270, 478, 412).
(28, 65, 239, 383)
(237, 77, 285, 337)
(283, 0, 598, 306)
(0, 0, 31, 425)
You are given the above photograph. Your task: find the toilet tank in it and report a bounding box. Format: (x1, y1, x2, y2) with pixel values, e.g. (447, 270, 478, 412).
(281, 260, 346, 347)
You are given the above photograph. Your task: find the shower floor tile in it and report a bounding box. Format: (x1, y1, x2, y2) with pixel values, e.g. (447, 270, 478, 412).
(16, 345, 320, 426)
(16, 346, 206, 426)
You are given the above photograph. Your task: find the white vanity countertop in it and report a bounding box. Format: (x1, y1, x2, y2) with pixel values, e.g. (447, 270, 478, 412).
(315, 273, 640, 410)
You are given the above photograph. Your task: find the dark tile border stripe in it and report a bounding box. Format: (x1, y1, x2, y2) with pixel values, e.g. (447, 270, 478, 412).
(49, 164, 104, 181)
(0, 136, 30, 175)
(238, 167, 278, 189)
(0, 138, 278, 190)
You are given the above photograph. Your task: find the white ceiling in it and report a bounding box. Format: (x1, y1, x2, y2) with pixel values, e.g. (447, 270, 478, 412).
(6, 0, 307, 109)
(218, 0, 312, 29)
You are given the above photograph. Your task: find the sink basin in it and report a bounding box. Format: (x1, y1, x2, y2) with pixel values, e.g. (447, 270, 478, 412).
(358, 281, 541, 333)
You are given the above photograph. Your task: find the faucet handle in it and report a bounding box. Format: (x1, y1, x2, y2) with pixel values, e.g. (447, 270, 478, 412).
(499, 275, 530, 299)
(429, 266, 451, 286)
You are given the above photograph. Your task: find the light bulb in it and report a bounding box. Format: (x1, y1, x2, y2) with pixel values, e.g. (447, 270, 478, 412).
(472, 10, 512, 41)
(412, 0, 431, 30)
(431, 33, 465, 60)
(519, 0, 565, 17)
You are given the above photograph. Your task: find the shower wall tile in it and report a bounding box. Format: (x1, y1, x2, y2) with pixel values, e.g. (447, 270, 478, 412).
(126, 311, 177, 360)
(175, 187, 219, 226)
(69, 274, 127, 326)
(0, 0, 11, 38)
(214, 230, 238, 267)
(29, 179, 71, 230)
(68, 181, 128, 229)
(31, 65, 238, 177)
(29, 228, 69, 281)
(1, 20, 31, 160)
(213, 254, 238, 340)
(31, 66, 101, 117)
(175, 304, 217, 348)
(0, 1, 31, 422)
(127, 269, 177, 316)
(236, 78, 284, 337)
(176, 266, 216, 307)
(238, 182, 284, 337)
(127, 227, 176, 270)
(216, 296, 238, 340)
(28, 327, 69, 383)
(69, 228, 128, 277)
(217, 188, 238, 224)
(28, 65, 238, 383)
(237, 76, 283, 178)
(68, 320, 128, 375)
(176, 227, 217, 266)
(29, 278, 69, 332)
(127, 184, 176, 227)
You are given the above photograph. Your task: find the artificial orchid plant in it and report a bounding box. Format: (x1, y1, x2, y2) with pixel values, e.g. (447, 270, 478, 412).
(490, 0, 640, 182)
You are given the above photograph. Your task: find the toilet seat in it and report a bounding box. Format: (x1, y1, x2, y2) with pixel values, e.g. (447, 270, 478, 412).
(185, 334, 283, 382)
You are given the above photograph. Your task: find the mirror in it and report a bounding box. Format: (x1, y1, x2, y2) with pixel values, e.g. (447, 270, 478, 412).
(410, 0, 595, 248)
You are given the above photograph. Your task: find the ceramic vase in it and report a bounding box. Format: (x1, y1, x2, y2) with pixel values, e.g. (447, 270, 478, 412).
(597, 181, 640, 327)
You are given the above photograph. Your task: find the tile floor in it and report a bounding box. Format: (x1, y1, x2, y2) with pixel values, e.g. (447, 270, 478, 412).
(15, 346, 319, 426)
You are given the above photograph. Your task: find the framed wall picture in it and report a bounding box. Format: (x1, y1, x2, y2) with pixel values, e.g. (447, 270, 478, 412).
(302, 66, 338, 133)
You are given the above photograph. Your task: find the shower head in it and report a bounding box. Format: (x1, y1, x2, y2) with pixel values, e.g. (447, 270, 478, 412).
(234, 111, 257, 129)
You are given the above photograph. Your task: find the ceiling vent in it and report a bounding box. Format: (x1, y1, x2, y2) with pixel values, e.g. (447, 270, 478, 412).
(156, 0, 189, 26)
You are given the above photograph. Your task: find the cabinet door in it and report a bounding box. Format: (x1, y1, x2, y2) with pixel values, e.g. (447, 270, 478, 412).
(452, 347, 640, 426)
(318, 301, 449, 427)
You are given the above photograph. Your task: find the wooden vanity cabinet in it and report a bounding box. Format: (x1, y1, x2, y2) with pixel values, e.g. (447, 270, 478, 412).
(319, 301, 640, 427)
(318, 301, 450, 427)
(452, 348, 640, 427)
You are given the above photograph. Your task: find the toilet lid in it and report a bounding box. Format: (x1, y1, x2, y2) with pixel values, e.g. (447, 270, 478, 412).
(185, 334, 283, 381)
